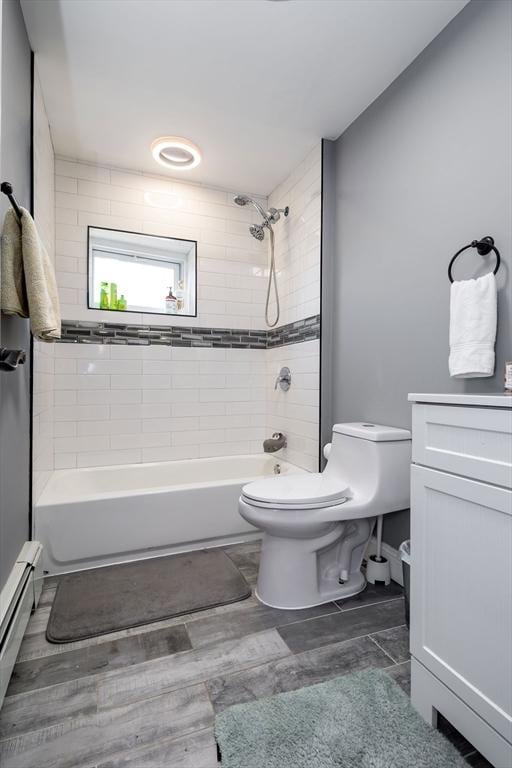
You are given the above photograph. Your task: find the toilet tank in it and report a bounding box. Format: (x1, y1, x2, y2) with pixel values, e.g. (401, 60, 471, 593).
(325, 422, 411, 513)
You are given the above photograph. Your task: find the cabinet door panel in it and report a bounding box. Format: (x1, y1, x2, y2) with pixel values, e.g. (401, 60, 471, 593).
(411, 465, 512, 741)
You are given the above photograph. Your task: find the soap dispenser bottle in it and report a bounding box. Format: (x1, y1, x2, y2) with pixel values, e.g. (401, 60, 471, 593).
(165, 287, 177, 313)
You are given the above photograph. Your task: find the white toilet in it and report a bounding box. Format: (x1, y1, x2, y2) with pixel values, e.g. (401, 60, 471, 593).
(239, 422, 411, 609)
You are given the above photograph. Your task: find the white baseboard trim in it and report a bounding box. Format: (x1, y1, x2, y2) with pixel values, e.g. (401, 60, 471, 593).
(365, 538, 404, 587)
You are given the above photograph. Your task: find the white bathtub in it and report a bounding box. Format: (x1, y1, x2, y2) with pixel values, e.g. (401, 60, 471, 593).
(36, 455, 305, 574)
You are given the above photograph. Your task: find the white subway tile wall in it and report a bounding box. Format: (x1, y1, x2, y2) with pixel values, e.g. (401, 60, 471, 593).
(43, 338, 319, 471)
(266, 341, 320, 472)
(32, 69, 56, 502)
(50, 344, 267, 468)
(33, 342, 55, 499)
(54, 158, 269, 329)
(267, 144, 322, 326)
(264, 145, 322, 470)
(33, 145, 322, 478)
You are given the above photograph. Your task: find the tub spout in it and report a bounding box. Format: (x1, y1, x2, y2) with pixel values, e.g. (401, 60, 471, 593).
(263, 432, 287, 453)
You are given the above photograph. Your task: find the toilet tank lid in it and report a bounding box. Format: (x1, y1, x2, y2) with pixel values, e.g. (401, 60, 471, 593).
(332, 422, 411, 441)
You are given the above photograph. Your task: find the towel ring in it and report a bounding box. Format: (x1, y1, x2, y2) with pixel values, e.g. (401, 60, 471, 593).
(1, 181, 22, 222)
(448, 236, 500, 283)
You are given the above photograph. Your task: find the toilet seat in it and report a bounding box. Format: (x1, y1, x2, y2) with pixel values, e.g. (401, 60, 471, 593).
(242, 474, 349, 510)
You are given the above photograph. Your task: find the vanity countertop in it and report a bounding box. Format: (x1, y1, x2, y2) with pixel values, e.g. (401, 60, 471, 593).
(408, 393, 512, 408)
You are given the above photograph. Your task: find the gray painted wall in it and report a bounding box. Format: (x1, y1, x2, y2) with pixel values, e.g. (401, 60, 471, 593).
(330, 0, 511, 548)
(0, 0, 32, 590)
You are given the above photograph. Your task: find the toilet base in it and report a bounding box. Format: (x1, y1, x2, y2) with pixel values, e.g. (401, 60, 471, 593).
(255, 516, 375, 610)
(254, 570, 366, 610)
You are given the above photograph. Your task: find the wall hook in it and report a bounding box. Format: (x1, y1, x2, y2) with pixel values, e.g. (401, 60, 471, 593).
(0, 347, 26, 372)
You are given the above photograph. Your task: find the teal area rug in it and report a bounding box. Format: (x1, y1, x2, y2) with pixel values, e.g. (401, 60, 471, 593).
(215, 669, 468, 767)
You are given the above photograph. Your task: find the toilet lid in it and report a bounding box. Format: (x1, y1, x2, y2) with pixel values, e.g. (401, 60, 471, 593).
(242, 474, 349, 507)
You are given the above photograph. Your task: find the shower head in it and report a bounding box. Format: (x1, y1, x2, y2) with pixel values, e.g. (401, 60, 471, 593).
(235, 194, 267, 240)
(233, 194, 267, 220)
(233, 194, 251, 207)
(235, 192, 289, 245)
(250, 223, 265, 241)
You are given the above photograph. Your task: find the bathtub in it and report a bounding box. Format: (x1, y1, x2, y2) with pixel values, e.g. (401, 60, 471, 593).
(36, 454, 305, 574)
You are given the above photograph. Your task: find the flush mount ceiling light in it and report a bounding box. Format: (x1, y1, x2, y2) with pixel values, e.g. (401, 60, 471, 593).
(150, 136, 201, 170)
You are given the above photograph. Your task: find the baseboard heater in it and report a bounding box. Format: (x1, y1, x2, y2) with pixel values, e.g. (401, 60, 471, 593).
(0, 541, 43, 706)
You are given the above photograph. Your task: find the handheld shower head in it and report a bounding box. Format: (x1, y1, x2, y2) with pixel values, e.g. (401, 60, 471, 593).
(250, 223, 265, 241)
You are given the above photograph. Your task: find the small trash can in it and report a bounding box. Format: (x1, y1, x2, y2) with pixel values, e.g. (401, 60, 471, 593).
(399, 540, 411, 628)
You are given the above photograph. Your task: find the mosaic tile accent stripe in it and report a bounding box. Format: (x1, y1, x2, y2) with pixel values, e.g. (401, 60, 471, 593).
(267, 315, 320, 348)
(59, 315, 320, 349)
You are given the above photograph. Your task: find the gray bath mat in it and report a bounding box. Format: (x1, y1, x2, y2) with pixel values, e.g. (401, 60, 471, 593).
(46, 549, 251, 643)
(215, 669, 468, 768)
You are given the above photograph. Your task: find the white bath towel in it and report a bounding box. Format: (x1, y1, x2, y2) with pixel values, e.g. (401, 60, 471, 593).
(449, 272, 497, 378)
(1, 207, 61, 340)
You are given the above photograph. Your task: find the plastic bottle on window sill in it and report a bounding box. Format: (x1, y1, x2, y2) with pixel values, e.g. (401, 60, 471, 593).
(110, 282, 118, 310)
(165, 287, 177, 313)
(117, 295, 127, 311)
(176, 280, 185, 312)
(100, 281, 110, 309)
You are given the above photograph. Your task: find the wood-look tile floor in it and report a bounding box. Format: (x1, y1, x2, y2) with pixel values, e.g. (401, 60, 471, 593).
(0, 542, 492, 768)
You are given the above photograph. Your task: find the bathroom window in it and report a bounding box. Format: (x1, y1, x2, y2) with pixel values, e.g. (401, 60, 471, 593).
(88, 227, 197, 316)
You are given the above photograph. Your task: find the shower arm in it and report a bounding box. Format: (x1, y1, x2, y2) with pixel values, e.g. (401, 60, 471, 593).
(250, 199, 268, 220)
(247, 199, 288, 225)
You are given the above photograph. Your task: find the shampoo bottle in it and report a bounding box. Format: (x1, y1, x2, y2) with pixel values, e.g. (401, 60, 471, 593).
(110, 282, 118, 309)
(100, 281, 110, 309)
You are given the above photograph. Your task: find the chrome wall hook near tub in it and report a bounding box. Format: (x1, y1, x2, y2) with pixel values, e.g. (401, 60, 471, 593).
(274, 366, 291, 391)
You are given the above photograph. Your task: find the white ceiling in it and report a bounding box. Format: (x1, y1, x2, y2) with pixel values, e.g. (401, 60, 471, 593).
(22, 0, 468, 196)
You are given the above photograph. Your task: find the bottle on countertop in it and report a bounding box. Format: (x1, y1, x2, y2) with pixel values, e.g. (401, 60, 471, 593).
(165, 287, 177, 313)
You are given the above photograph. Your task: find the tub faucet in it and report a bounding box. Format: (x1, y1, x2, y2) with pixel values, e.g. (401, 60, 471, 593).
(263, 432, 287, 453)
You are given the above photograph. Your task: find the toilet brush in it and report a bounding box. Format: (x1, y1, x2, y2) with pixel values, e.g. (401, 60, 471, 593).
(366, 515, 391, 585)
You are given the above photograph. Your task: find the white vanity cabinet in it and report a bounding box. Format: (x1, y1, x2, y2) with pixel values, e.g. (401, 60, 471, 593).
(409, 394, 512, 768)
